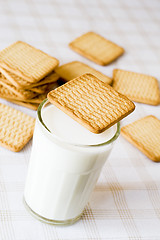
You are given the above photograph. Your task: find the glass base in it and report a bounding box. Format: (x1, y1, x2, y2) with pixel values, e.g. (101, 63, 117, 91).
(23, 198, 82, 225)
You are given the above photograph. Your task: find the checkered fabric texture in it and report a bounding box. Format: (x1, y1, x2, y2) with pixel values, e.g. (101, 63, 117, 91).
(0, 0, 160, 239)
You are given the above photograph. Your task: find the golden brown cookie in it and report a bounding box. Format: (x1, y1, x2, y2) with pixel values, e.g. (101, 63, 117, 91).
(0, 103, 35, 151)
(48, 73, 135, 133)
(0, 41, 59, 82)
(69, 32, 124, 65)
(121, 115, 160, 162)
(113, 69, 160, 105)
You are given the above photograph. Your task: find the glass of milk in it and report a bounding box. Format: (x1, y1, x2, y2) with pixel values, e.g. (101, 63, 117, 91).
(24, 99, 120, 225)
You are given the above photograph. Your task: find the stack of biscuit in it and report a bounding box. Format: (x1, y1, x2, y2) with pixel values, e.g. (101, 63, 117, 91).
(0, 41, 60, 110)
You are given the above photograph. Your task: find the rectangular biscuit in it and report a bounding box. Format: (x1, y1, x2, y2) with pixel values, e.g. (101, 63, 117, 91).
(113, 69, 160, 105)
(47, 73, 135, 133)
(121, 115, 160, 162)
(0, 67, 59, 89)
(0, 41, 59, 83)
(69, 32, 124, 66)
(0, 103, 35, 152)
(55, 61, 112, 85)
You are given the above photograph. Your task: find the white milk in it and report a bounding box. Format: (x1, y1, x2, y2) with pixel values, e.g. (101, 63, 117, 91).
(24, 101, 119, 224)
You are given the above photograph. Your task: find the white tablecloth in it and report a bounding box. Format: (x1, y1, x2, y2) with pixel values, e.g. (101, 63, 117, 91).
(0, 0, 160, 239)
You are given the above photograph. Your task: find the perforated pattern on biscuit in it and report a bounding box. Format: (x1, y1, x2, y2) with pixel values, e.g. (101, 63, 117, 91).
(0, 41, 59, 82)
(0, 103, 35, 151)
(48, 73, 135, 133)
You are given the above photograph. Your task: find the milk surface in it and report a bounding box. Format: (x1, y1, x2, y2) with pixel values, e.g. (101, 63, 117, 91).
(24, 103, 118, 223)
(42, 104, 116, 145)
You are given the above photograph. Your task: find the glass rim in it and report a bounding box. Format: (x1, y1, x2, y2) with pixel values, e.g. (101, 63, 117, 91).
(37, 99, 120, 148)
